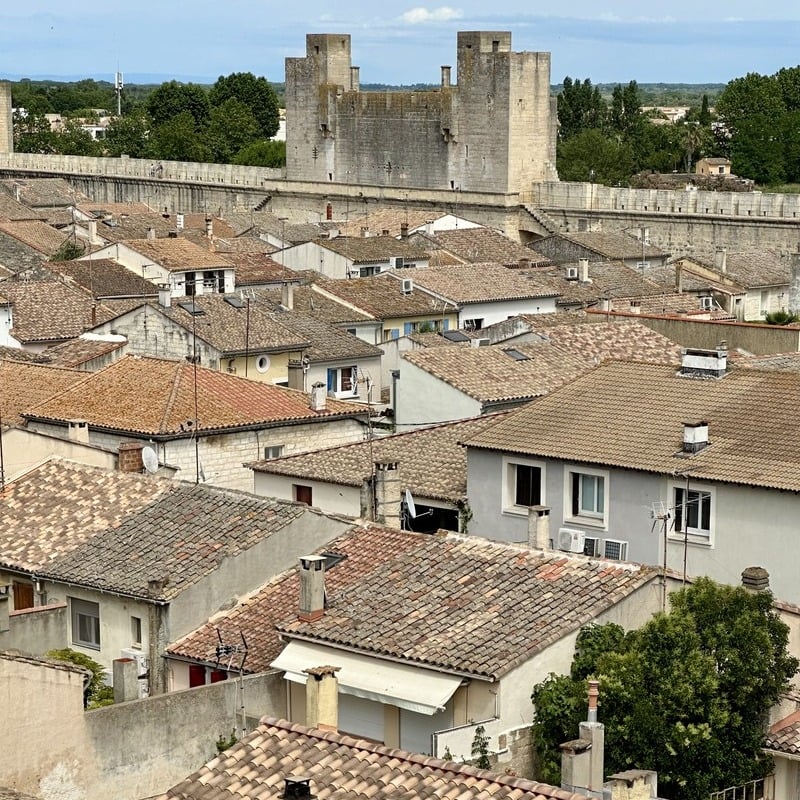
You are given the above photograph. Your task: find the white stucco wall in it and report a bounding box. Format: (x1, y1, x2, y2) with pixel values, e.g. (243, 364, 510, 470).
(458, 296, 557, 328)
(395, 358, 482, 429)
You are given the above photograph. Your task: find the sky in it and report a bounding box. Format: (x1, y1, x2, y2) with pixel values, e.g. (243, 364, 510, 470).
(2, 1, 800, 87)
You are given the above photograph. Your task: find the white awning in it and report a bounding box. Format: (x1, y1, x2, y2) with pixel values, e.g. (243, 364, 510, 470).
(270, 640, 462, 716)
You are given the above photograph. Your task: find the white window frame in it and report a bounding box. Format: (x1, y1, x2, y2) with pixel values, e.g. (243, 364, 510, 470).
(263, 444, 285, 460)
(255, 354, 271, 373)
(70, 597, 101, 650)
(564, 465, 609, 529)
(502, 456, 545, 515)
(669, 482, 715, 546)
(328, 365, 358, 397)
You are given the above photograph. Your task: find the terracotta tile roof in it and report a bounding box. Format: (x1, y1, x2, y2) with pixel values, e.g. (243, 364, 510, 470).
(316, 273, 447, 319)
(277, 535, 656, 679)
(256, 285, 374, 325)
(121, 238, 233, 272)
(735, 352, 800, 371)
(766, 710, 800, 755)
(464, 360, 800, 492)
(23, 355, 366, 436)
(160, 717, 589, 800)
(680, 250, 789, 289)
(168, 525, 427, 671)
(250, 415, 504, 503)
(0, 191, 45, 221)
(645, 263, 735, 295)
(0, 459, 311, 600)
(77, 201, 155, 217)
(317, 235, 428, 264)
(178, 214, 237, 239)
(622, 293, 736, 319)
(537, 231, 668, 261)
(159, 294, 309, 354)
(403, 323, 679, 405)
(46, 258, 157, 299)
(225, 253, 286, 285)
(336, 208, 450, 238)
(222, 211, 326, 244)
(0, 220, 68, 256)
(81, 212, 176, 243)
(0, 178, 85, 208)
(40, 336, 127, 368)
(0, 280, 117, 344)
(407, 262, 559, 303)
(267, 311, 383, 362)
(431, 227, 543, 266)
(0, 359, 84, 424)
(0, 345, 51, 363)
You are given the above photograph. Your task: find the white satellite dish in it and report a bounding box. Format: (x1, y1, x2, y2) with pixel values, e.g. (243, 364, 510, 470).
(404, 489, 417, 519)
(141, 446, 159, 474)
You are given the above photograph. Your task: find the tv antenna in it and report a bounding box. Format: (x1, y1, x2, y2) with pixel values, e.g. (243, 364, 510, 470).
(141, 446, 158, 474)
(214, 629, 249, 738)
(650, 500, 672, 611)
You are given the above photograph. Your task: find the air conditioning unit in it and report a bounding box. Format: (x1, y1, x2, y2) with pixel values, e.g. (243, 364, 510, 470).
(401, 278, 414, 294)
(700, 296, 714, 310)
(583, 536, 601, 557)
(120, 648, 150, 698)
(602, 539, 629, 561)
(565, 266, 578, 280)
(557, 527, 585, 553)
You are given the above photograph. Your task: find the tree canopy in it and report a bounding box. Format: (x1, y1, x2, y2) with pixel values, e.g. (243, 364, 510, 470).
(209, 72, 280, 139)
(531, 578, 798, 800)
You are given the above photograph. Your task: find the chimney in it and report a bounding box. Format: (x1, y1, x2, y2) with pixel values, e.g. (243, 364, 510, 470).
(113, 658, 141, 703)
(682, 421, 709, 454)
(360, 226, 369, 238)
(441, 65, 452, 88)
(176, 212, 184, 230)
(399, 222, 409, 239)
(88, 219, 101, 245)
(205, 217, 213, 238)
(741, 566, 770, 593)
(310, 381, 327, 412)
(374, 460, 401, 528)
(527, 505, 551, 550)
(425, 220, 434, 236)
(675, 261, 683, 294)
(579, 258, 590, 284)
(288, 359, 306, 391)
(146, 226, 156, 240)
(14, 184, 21, 203)
(350, 66, 360, 92)
(283, 777, 314, 800)
(304, 665, 340, 732)
(118, 441, 145, 472)
(281, 281, 295, 310)
(560, 680, 605, 797)
(298, 555, 326, 622)
(67, 419, 90, 444)
(679, 344, 727, 378)
(714, 247, 727, 273)
(158, 283, 171, 308)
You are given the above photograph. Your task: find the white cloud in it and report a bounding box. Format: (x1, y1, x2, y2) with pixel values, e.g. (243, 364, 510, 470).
(400, 6, 462, 24)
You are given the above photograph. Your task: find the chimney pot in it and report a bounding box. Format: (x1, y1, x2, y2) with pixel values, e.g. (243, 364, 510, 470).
(283, 777, 314, 800)
(742, 566, 770, 593)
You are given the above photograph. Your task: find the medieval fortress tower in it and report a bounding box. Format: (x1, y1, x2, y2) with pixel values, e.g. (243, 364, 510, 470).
(285, 31, 559, 194)
(0, 82, 12, 154)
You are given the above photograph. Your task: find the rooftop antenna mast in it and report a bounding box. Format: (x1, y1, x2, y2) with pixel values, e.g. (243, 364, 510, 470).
(650, 500, 671, 611)
(114, 70, 124, 116)
(214, 629, 249, 739)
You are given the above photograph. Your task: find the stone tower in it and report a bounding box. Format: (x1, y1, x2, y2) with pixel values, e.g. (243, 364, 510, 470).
(0, 82, 13, 154)
(284, 31, 558, 193)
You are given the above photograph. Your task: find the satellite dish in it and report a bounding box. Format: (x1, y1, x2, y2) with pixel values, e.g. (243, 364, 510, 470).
(141, 446, 158, 474)
(404, 489, 417, 519)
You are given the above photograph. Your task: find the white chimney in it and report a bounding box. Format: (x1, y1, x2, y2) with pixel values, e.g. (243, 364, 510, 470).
(88, 219, 101, 245)
(67, 419, 90, 444)
(146, 226, 156, 240)
(298, 555, 326, 622)
(304, 665, 340, 732)
(579, 258, 590, 283)
(158, 284, 171, 308)
(176, 212, 185, 230)
(679, 345, 727, 378)
(282, 281, 295, 310)
(310, 382, 327, 412)
(682, 420, 709, 453)
(714, 247, 727, 273)
(374, 461, 401, 528)
(560, 680, 605, 797)
(527, 505, 551, 550)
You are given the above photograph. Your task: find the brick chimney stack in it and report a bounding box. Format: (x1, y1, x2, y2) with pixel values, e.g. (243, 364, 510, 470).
(118, 441, 145, 473)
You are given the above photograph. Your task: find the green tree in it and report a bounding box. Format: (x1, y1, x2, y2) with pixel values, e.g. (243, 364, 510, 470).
(146, 80, 210, 130)
(104, 108, 151, 158)
(148, 111, 211, 162)
(47, 648, 114, 708)
(13, 110, 57, 153)
(530, 579, 798, 800)
(209, 72, 280, 139)
(557, 76, 607, 140)
(203, 97, 260, 163)
(557, 129, 635, 185)
(233, 139, 286, 167)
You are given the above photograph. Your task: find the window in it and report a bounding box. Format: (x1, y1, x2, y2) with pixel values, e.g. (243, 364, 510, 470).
(294, 484, 313, 506)
(255, 354, 271, 373)
(71, 598, 100, 649)
(384, 328, 400, 341)
(464, 318, 484, 331)
(567, 468, 608, 526)
(131, 616, 142, 648)
(327, 366, 358, 396)
(673, 487, 712, 537)
(264, 445, 285, 460)
(503, 457, 544, 514)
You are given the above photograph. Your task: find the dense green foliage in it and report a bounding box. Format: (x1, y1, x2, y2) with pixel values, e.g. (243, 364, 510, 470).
(10, 72, 284, 166)
(530, 579, 798, 800)
(47, 648, 115, 708)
